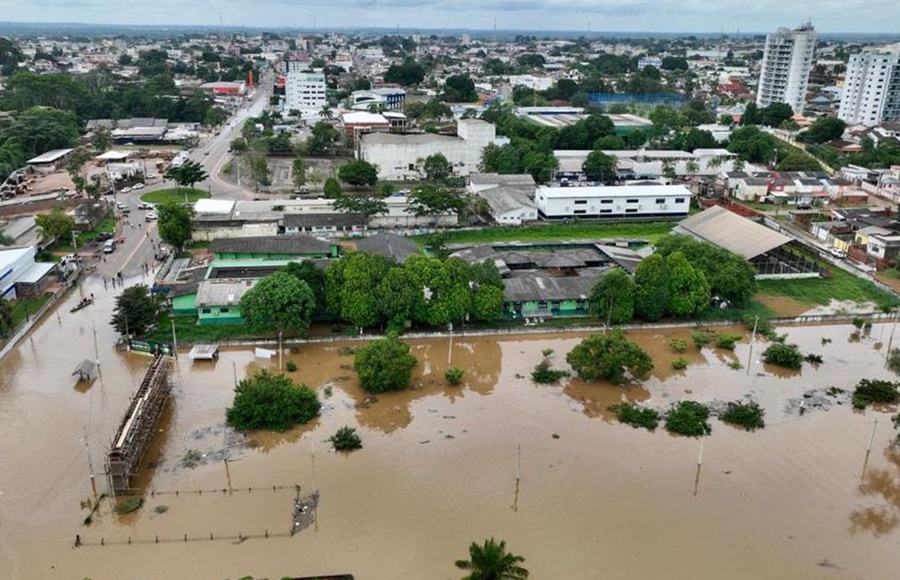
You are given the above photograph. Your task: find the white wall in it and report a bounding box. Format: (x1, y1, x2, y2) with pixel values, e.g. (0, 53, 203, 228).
(496, 207, 538, 226)
(535, 186, 692, 219)
(285, 72, 326, 112)
(0, 247, 37, 300)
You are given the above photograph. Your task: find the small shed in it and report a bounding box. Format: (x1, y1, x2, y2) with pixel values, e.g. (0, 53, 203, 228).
(72, 359, 98, 382)
(188, 344, 220, 361)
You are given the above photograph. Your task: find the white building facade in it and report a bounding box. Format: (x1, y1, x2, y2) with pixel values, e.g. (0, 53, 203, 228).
(838, 50, 900, 126)
(535, 185, 693, 219)
(285, 72, 326, 113)
(757, 23, 816, 113)
(358, 119, 498, 181)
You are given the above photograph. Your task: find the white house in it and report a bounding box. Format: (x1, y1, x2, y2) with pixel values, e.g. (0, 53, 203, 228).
(358, 119, 498, 181)
(535, 184, 693, 219)
(0, 246, 57, 300)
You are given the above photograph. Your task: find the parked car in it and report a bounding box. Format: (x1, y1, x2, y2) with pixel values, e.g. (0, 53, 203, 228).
(103, 239, 116, 254)
(145, 212, 158, 221)
(96, 232, 114, 242)
(121, 186, 132, 193)
(138, 202, 154, 210)
(116, 201, 128, 210)
(132, 183, 145, 190)
(830, 248, 846, 259)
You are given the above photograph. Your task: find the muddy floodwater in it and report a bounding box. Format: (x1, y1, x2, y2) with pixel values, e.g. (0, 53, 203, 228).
(2, 278, 900, 579)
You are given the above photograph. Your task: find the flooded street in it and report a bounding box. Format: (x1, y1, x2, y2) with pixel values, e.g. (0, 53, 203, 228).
(2, 276, 900, 579)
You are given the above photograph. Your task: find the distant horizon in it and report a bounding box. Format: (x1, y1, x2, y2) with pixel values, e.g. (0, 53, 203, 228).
(0, 19, 898, 40)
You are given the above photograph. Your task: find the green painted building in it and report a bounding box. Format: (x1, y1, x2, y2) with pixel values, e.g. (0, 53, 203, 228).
(194, 279, 256, 325)
(502, 274, 599, 319)
(210, 235, 337, 260)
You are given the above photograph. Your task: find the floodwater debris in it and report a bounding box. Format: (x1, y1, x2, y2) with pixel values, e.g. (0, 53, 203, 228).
(291, 491, 320, 535)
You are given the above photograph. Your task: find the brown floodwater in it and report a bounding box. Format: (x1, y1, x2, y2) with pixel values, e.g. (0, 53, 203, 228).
(2, 275, 900, 579)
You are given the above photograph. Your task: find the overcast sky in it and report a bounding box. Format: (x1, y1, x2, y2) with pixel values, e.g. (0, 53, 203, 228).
(1, 0, 899, 34)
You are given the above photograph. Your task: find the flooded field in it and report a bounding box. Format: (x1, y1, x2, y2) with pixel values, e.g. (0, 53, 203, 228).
(2, 275, 900, 579)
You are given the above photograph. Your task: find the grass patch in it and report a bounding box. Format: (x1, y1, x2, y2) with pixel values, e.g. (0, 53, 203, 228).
(719, 401, 766, 431)
(141, 315, 268, 343)
(758, 267, 900, 311)
(9, 293, 53, 328)
(414, 220, 675, 246)
(664, 401, 712, 437)
(610, 402, 660, 430)
(140, 188, 210, 204)
(115, 496, 144, 514)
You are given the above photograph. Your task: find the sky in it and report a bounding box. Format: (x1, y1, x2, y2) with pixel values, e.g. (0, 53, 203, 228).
(0, 0, 899, 34)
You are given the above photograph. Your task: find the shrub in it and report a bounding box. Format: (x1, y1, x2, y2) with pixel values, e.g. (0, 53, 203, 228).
(744, 316, 777, 341)
(692, 330, 714, 349)
(720, 401, 766, 431)
(852, 378, 900, 409)
(532, 359, 570, 384)
(354, 334, 417, 393)
(285, 361, 297, 372)
(566, 330, 653, 384)
(804, 353, 823, 365)
(329, 426, 363, 451)
(541, 348, 554, 357)
(445, 366, 465, 386)
(225, 369, 321, 432)
(669, 338, 688, 353)
(672, 357, 688, 370)
(852, 317, 865, 329)
(664, 401, 712, 437)
(762, 343, 804, 370)
(728, 361, 743, 370)
(323, 385, 333, 397)
(716, 333, 741, 350)
(887, 348, 900, 376)
(610, 403, 660, 430)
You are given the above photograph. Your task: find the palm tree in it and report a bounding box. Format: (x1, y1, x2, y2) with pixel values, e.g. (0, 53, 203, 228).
(320, 104, 334, 120)
(455, 538, 529, 580)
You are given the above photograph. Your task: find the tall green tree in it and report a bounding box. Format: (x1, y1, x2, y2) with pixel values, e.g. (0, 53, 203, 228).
(283, 261, 327, 315)
(423, 152, 452, 181)
(442, 74, 478, 102)
(164, 160, 208, 189)
(0, 106, 80, 156)
(566, 329, 653, 385)
(338, 159, 379, 188)
(633, 254, 670, 322)
(110, 285, 158, 336)
(375, 267, 419, 327)
(589, 269, 635, 324)
(323, 177, 342, 199)
(353, 334, 418, 393)
(239, 271, 316, 334)
(665, 251, 710, 316)
(582, 150, 618, 182)
(292, 157, 307, 188)
(407, 185, 466, 225)
(156, 200, 194, 251)
(454, 538, 530, 580)
(35, 207, 75, 241)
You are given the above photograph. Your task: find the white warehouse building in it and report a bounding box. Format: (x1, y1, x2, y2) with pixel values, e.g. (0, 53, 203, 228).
(357, 119, 499, 181)
(535, 184, 693, 220)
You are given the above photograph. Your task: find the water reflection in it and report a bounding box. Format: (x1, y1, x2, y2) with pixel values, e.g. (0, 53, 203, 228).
(850, 447, 900, 536)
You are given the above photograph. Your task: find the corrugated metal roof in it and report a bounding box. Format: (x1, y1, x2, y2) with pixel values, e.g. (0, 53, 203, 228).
(675, 206, 791, 259)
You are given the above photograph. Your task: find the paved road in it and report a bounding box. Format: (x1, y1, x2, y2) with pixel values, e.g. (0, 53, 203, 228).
(85, 78, 273, 280)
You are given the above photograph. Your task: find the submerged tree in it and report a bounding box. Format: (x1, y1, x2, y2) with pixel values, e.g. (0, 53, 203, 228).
(455, 537, 529, 580)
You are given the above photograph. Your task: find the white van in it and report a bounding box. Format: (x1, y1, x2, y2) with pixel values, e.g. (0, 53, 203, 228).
(103, 239, 116, 254)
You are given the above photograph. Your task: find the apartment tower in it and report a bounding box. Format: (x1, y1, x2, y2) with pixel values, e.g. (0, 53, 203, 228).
(838, 49, 900, 126)
(756, 22, 816, 113)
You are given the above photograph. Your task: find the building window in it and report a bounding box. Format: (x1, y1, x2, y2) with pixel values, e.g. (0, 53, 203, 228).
(626, 198, 639, 203)
(675, 198, 686, 204)
(600, 209, 613, 214)
(574, 200, 587, 205)
(574, 209, 587, 214)
(600, 199, 613, 204)
(201, 308, 211, 314)
(655, 198, 666, 204)
(220, 308, 230, 313)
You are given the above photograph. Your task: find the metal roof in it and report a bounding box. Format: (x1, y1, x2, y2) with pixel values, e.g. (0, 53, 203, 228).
(27, 149, 74, 164)
(195, 279, 256, 307)
(210, 235, 332, 256)
(503, 272, 604, 302)
(674, 206, 792, 259)
(356, 233, 418, 264)
(283, 212, 366, 228)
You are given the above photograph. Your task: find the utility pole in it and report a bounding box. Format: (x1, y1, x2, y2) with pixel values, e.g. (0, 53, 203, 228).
(171, 318, 178, 358)
(746, 315, 759, 375)
(92, 321, 100, 367)
(278, 330, 283, 371)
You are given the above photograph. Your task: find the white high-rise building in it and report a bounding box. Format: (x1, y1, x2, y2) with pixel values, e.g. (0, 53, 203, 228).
(838, 49, 900, 127)
(285, 71, 327, 113)
(756, 23, 816, 113)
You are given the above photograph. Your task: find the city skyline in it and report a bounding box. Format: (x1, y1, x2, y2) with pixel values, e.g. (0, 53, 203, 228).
(1, 0, 899, 35)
